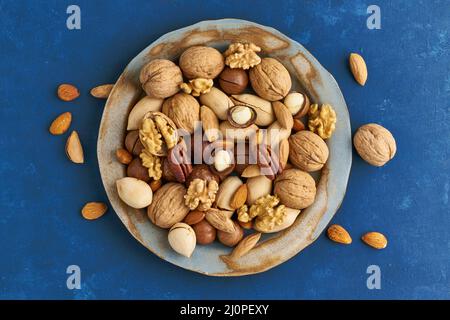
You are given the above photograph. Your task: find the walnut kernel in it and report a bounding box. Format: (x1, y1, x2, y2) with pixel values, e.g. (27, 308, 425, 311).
(308, 104, 337, 139)
(224, 42, 261, 70)
(140, 149, 162, 180)
(180, 78, 214, 97)
(184, 178, 219, 211)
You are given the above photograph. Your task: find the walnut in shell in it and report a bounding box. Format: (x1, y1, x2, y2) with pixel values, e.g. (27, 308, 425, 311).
(249, 58, 292, 101)
(353, 123, 396, 166)
(139, 59, 183, 99)
(147, 183, 190, 228)
(274, 169, 316, 209)
(162, 93, 200, 134)
(289, 130, 329, 172)
(179, 46, 224, 79)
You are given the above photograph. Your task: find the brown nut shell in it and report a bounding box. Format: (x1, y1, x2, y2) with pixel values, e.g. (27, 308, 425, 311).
(274, 169, 316, 209)
(125, 130, 145, 156)
(147, 183, 190, 228)
(179, 46, 224, 79)
(249, 58, 291, 101)
(139, 59, 183, 99)
(353, 124, 396, 167)
(162, 93, 200, 134)
(186, 164, 220, 186)
(127, 157, 150, 182)
(219, 67, 248, 95)
(192, 219, 216, 245)
(289, 131, 329, 172)
(217, 221, 244, 247)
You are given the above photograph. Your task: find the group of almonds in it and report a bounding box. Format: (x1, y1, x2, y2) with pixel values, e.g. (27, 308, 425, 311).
(49, 83, 113, 220)
(326, 52, 395, 250)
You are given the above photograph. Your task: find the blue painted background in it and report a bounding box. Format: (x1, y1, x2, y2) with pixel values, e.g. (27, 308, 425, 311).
(0, 0, 449, 299)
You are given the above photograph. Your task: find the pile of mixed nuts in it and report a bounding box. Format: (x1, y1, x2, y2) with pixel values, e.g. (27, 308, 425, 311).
(50, 42, 397, 258)
(114, 42, 341, 259)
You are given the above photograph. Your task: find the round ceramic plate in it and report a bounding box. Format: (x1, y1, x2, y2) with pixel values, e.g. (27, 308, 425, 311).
(97, 19, 352, 276)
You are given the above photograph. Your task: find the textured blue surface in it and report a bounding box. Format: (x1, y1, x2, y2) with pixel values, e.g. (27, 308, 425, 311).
(0, 0, 449, 300)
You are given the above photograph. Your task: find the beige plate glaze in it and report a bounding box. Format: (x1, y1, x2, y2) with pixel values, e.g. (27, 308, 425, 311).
(97, 19, 352, 276)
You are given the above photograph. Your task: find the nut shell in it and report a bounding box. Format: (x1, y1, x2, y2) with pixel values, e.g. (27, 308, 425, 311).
(249, 58, 291, 101)
(127, 157, 150, 182)
(140, 59, 183, 99)
(116, 177, 153, 209)
(353, 124, 396, 167)
(219, 67, 248, 94)
(162, 93, 200, 134)
(125, 130, 144, 156)
(217, 221, 244, 247)
(147, 183, 190, 228)
(192, 220, 216, 245)
(179, 46, 224, 79)
(274, 169, 316, 209)
(168, 223, 196, 257)
(289, 131, 329, 172)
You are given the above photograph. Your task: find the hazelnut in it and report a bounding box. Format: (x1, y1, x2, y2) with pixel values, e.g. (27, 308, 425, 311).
(186, 164, 219, 186)
(179, 46, 224, 79)
(125, 130, 144, 156)
(283, 92, 310, 118)
(249, 58, 292, 101)
(227, 105, 256, 128)
(162, 93, 200, 134)
(162, 157, 177, 182)
(353, 123, 396, 166)
(139, 59, 183, 99)
(127, 157, 150, 182)
(192, 220, 216, 245)
(274, 169, 316, 209)
(289, 131, 329, 172)
(217, 221, 244, 247)
(218, 67, 248, 94)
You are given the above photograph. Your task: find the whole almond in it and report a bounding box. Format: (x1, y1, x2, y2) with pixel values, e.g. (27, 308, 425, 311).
(229, 232, 261, 259)
(230, 184, 248, 209)
(349, 53, 368, 86)
(57, 84, 80, 101)
(272, 101, 293, 130)
(49, 112, 72, 135)
(200, 105, 220, 142)
(279, 138, 289, 170)
(90, 84, 114, 99)
(293, 119, 305, 132)
(116, 148, 132, 165)
(361, 232, 387, 249)
(327, 224, 352, 244)
(81, 202, 108, 220)
(149, 179, 162, 192)
(183, 210, 205, 225)
(205, 208, 236, 233)
(66, 131, 84, 164)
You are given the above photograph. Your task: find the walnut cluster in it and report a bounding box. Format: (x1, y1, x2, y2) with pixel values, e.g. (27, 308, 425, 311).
(224, 42, 262, 70)
(184, 178, 219, 211)
(139, 112, 178, 156)
(140, 149, 162, 180)
(237, 194, 286, 232)
(180, 78, 214, 97)
(308, 104, 337, 139)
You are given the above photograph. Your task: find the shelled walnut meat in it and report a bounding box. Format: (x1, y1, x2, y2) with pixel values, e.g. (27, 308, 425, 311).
(115, 42, 339, 259)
